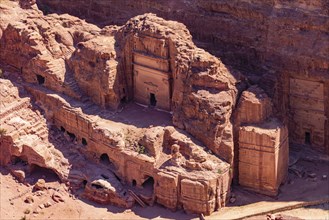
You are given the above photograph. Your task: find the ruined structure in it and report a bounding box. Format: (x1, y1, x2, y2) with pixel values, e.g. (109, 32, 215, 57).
(0, 0, 327, 217)
(236, 86, 289, 196)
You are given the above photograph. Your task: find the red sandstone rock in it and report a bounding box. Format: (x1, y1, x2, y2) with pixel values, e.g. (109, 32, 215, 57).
(0, 0, 327, 217)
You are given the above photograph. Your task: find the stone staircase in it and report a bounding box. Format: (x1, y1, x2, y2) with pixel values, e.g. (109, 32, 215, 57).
(63, 71, 81, 98)
(0, 99, 30, 121)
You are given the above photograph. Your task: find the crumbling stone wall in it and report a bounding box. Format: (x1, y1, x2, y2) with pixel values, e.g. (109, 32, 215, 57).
(26, 84, 231, 215)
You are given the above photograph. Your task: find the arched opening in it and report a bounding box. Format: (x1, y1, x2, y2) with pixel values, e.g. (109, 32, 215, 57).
(36, 74, 45, 85)
(82, 138, 87, 146)
(28, 164, 60, 184)
(142, 176, 154, 195)
(150, 93, 157, 106)
(132, 179, 137, 187)
(60, 126, 66, 132)
(100, 153, 111, 165)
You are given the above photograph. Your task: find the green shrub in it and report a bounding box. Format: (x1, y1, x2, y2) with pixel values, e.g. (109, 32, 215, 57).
(135, 144, 146, 155)
(138, 145, 145, 154)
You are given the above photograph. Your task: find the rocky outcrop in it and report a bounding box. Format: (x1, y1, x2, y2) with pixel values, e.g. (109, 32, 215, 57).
(235, 86, 288, 196)
(36, 0, 329, 155)
(1, 0, 326, 216)
(68, 36, 121, 109)
(0, 3, 100, 99)
(0, 79, 69, 180)
(114, 14, 238, 166)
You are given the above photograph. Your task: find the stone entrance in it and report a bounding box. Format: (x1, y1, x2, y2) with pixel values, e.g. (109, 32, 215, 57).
(132, 35, 172, 111)
(289, 78, 326, 150)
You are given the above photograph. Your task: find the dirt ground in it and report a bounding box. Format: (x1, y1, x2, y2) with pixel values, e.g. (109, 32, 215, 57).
(1, 146, 328, 220)
(0, 167, 197, 220)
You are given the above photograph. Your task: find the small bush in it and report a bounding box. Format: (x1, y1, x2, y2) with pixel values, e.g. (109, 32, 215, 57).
(138, 145, 145, 154)
(135, 144, 146, 155)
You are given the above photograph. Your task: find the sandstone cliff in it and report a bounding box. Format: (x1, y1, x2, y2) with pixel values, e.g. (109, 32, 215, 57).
(36, 0, 329, 154)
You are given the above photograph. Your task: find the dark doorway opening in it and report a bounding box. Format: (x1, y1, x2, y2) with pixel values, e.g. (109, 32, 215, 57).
(142, 176, 155, 196)
(121, 96, 127, 103)
(132, 179, 137, 187)
(150, 93, 157, 106)
(100, 153, 111, 165)
(82, 180, 87, 188)
(36, 74, 45, 85)
(142, 176, 154, 189)
(60, 126, 66, 133)
(305, 132, 311, 145)
(82, 138, 87, 146)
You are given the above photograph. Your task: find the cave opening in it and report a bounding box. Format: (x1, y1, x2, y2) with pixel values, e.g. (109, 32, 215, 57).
(36, 74, 45, 85)
(82, 138, 87, 146)
(11, 155, 28, 166)
(28, 164, 60, 184)
(100, 153, 111, 165)
(132, 179, 137, 187)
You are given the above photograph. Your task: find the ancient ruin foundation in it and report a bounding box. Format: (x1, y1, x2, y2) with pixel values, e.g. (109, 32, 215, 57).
(0, 0, 328, 217)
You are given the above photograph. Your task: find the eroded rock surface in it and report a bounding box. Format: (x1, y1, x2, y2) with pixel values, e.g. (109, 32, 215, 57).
(0, 2, 236, 215)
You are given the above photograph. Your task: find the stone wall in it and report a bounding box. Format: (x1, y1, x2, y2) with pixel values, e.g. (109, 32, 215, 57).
(26, 85, 231, 215)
